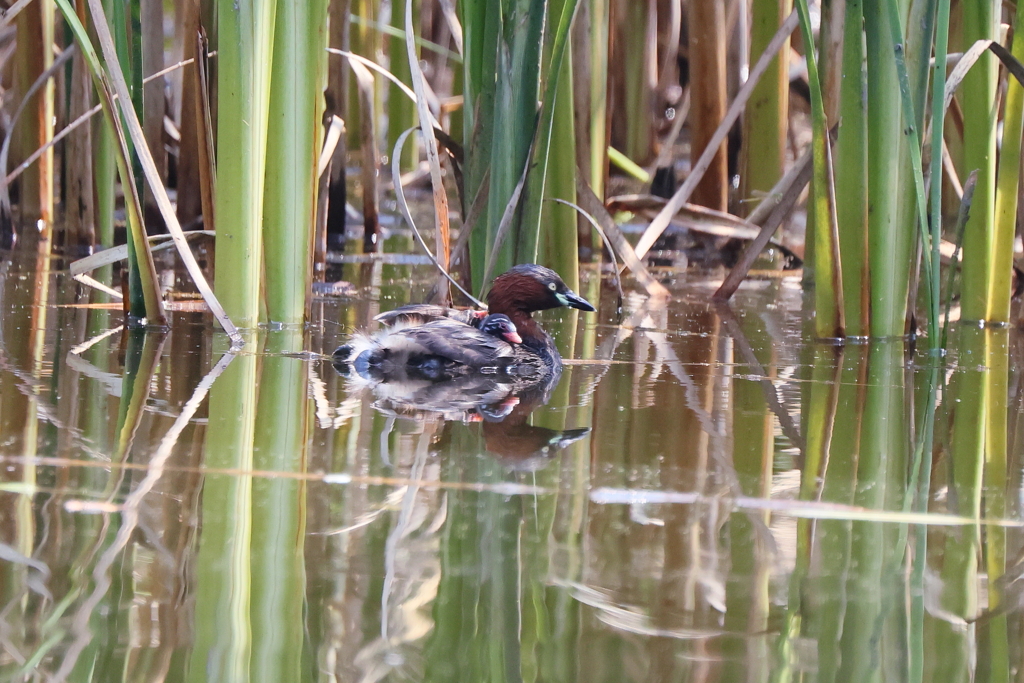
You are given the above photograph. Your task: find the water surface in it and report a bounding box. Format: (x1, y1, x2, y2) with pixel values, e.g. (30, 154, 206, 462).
(0, 248, 1020, 682)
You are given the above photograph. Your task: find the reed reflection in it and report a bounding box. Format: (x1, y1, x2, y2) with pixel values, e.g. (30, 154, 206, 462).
(4, 252, 1024, 681)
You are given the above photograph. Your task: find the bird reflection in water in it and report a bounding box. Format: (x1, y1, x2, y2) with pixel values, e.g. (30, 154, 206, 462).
(332, 355, 589, 469)
(332, 265, 595, 466)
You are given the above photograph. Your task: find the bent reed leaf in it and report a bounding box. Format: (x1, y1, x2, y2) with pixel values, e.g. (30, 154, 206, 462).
(82, 0, 240, 343)
(391, 127, 485, 309)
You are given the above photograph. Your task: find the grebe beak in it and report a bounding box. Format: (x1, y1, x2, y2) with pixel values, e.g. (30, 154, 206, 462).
(505, 330, 523, 344)
(557, 290, 596, 312)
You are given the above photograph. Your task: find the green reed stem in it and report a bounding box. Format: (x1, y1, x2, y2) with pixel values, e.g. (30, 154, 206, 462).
(215, 0, 277, 326)
(251, 331, 307, 683)
(990, 6, 1024, 323)
(741, 0, 792, 217)
(929, 0, 950, 344)
(388, 0, 417, 170)
(834, 0, 869, 335)
(520, 0, 581, 267)
(885, 0, 937, 346)
(796, 0, 843, 337)
(865, 0, 909, 337)
(263, 0, 329, 324)
(959, 1, 999, 322)
(588, 0, 609, 196)
(480, 0, 544, 288)
(190, 345, 257, 683)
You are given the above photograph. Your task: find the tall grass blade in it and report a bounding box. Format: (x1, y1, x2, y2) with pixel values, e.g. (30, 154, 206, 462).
(929, 0, 950, 345)
(885, 0, 938, 345)
(388, 0, 418, 169)
(942, 170, 977, 349)
(740, 0, 792, 216)
(991, 5, 1024, 323)
(796, 0, 844, 338)
(210, 0, 276, 329)
(833, 0, 869, 335)
(67, 1, 96, 249)
(521, 0, 581, 280)
(587, 0, 609, 197)
(263, 0, 329, 325)
(959, 1, 999, 322)
(864, 0, 909, 337)
(195, 30, 217, 231)
(475, 0, 544, 289)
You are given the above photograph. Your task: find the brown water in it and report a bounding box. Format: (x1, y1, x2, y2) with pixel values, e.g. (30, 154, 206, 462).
(0, 246, 1021, 682)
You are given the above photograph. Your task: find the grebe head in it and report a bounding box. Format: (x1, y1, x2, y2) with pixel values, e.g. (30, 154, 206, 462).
(479, 313, 522, 344)
(486, 264, 595, 315)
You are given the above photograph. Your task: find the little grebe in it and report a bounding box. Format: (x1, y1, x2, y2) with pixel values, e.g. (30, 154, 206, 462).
(368, 264, 595, 374)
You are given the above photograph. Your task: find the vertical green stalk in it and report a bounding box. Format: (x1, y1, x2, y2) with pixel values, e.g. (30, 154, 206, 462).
(250, 331, 307, 683)
(477, 0, 544, 288)
(215, 0, 277, 326)
(620, 0, 653, 165)
(990, 6, 1024, 322)
(885, 0, 939, 343)
(983, 328, 1010, 683)
(929, 326, 986, 679)
(94, 114, 116, 251)
(129, 0, 144, 186)
(535, 57, 579, 284)
(190, 343, 258, 683)
(865, 0, 910, 337)
(840, 340, 906, 679)
(740, 0, 792, 216)
(929, 0, 950, 340)
(834, 0, 869, 335)
(796, 0, 844, 337)
(346, 0, 375, 150)
(959, 0, 999, 322)
(109, 0, 147, 318)
(263, 0, 328, 324)
(460, 2, 499, 288)
(388, 0, 418, 170)
(588, 0, 609, 196)
(94, 0, 116, 248)
(520, 0, 581, 271)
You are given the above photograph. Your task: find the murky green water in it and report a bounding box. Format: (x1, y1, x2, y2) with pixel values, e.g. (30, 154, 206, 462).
(1, 246, 1022, 682)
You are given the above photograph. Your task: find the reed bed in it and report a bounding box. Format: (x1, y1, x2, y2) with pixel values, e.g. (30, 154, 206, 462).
(1, 0, 1022, 347)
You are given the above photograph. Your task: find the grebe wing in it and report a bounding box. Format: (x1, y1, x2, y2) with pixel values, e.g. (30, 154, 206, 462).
(399, 319, 515, 367)
(374, 304, 483, 326)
